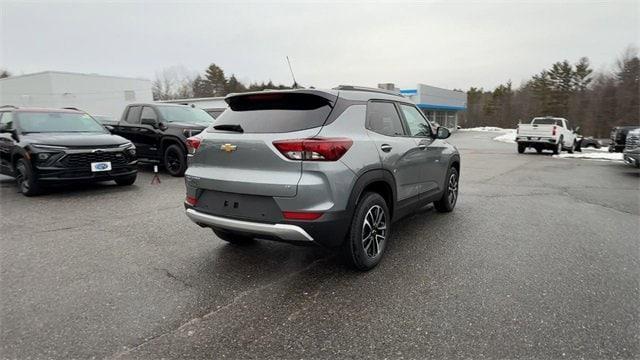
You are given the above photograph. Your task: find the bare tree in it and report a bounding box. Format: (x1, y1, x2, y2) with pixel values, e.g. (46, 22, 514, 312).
(152, 65, 196, 100)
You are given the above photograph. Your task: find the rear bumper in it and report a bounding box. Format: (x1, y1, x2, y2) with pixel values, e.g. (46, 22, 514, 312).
(516, 136, 557, 144)
(185, 208, 314, 242)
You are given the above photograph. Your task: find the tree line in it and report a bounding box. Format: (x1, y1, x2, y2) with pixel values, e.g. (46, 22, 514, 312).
(151, 63, 295, 101)
(462, 46, 639, 137)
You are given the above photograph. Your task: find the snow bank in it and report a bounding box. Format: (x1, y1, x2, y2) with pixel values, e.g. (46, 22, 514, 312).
(458, 127, 508, 132)
(493, 130, 517, 144)
(553, 151, 623, 161)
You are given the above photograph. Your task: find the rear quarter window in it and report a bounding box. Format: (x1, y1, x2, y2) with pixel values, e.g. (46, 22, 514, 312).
(210, 93, 332, 133)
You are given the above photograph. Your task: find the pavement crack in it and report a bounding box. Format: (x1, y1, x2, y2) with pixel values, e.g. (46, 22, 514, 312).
(109, 256, 330, 359)
(154, 268, 192, 288)
(560, 189, 638, 216)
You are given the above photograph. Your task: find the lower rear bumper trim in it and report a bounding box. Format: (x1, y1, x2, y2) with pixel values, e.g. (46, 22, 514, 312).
(185, 208, 314, 242)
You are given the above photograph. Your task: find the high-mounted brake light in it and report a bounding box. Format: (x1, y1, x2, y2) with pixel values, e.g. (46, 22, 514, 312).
(273, 137, 353, 161)
(186, 137, 202, 155)
(552, 126, 557, 136)
(282, 211, 323, 220)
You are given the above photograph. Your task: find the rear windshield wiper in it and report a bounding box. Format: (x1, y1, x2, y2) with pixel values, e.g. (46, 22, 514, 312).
(213, 124, 244, 133)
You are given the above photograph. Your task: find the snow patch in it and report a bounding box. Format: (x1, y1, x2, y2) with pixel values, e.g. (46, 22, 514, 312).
(553, 151, 623, 161)
(493, 130, 517, 144)
(459, 127, 508, 132)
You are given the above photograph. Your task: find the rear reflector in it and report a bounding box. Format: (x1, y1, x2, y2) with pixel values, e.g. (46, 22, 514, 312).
(282, 211, 323, 220)
(185, 195, 198, 206)
(186, 137, 202, 154)
(273, 137, 353, 161)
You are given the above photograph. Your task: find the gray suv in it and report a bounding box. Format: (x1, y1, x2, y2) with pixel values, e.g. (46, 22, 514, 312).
(183, 86, 460, 270)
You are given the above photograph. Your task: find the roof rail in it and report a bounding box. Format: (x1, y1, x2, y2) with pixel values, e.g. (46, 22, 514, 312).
(0, 105, 18, 109)
(333, 85, 404, 97)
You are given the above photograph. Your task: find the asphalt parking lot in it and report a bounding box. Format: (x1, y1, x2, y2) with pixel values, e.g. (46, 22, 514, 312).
(1, 130, 638, 359)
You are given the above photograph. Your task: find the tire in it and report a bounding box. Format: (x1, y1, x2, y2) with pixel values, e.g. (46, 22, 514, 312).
(517, 143, 526, 154)
(213, 229, 254, 245)
(434, 166, 459, 213)
(163, 144, 186, 177)
(115, 174, 137, 186)
(568, 141, 576, 154)
(553, 138, 563, 155)
(15, 158, 41, 196)
(343, 192, 390, 271)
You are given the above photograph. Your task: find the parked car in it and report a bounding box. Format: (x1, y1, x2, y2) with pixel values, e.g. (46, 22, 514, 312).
(609, 125, 640, 152)
(516, 117, 578, 154)
(575, 135, 601, 152)
(183, 86, 460, 271)
(92, 115, 116, 124)
(0, 107, 137, 196)
(623, 129, 640, 168)
(104, 103, 214, 176)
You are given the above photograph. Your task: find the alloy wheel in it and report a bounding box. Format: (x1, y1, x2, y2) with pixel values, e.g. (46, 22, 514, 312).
(16, 162, 29, 193)
(166, 149, 182, 174)
(362, 205, 387, 258)
(448, 172, 458, 206)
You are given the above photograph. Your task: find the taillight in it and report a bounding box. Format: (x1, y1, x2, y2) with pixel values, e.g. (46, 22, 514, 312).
(185, 195, 197, 206)
(282, 211, 323, 220)
(186, 137, 202, 155)
(552, 126, 557, 136)
(273, 137, 353, 161)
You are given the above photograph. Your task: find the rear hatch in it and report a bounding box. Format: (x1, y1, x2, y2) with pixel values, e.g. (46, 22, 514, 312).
(187, 91, 337, 198)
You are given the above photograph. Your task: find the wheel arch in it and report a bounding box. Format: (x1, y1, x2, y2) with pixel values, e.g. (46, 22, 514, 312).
(160, 136, 186, 154)
(347, 169, 397, 220)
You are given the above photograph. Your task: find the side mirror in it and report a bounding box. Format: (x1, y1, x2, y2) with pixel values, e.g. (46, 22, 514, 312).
(141, 118, 158, 128)
(436, 126, 451, 139)
(0, 125, 18, 140)
(104, 125, 114, 132)
(574, 126, 581, 133)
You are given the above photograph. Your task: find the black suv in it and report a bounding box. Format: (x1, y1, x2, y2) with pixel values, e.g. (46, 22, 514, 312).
(0, 107, 137, 196)
(609, 125, 640, 152)
(103, 103, 214, 176)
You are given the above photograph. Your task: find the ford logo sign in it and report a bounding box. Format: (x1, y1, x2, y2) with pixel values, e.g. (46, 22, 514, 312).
(95, 163, 109, 170)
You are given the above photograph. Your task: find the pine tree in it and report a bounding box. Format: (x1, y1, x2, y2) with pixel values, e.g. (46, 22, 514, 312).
(192, 75, 212, 98)
(204, 63, 227, 96)
(226, 74, 247, 94)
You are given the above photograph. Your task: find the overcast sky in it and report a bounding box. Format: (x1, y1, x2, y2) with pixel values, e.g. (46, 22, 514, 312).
(1, 0, 638, 90)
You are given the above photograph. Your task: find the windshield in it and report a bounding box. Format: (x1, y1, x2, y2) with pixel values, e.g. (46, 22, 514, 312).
(532, 118, 562, 126)
(16, 112, 107, 134)
(155, 106, 213, 126)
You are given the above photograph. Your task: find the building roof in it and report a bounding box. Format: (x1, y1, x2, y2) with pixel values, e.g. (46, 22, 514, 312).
(0, 70, 150, 82)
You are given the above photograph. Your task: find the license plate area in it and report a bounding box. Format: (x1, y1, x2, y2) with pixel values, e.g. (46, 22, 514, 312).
(91, 161, 112, 172)
(197, 190, 282, 222)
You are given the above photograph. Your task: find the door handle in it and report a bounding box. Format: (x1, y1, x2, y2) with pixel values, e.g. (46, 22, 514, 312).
(380, 144, 392, 152)
(418, 144, 426, 150)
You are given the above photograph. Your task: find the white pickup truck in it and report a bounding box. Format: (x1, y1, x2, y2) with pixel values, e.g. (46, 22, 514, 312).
(515, 117, 579, 154)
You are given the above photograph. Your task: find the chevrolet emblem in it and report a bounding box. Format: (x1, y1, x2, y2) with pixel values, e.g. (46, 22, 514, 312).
(220, 144, 237, 152)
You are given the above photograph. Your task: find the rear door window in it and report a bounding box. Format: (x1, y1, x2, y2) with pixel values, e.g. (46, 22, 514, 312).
(211, 93, 332, 133)
(366, 101, 405, 136)
(125, 106, 141, 124)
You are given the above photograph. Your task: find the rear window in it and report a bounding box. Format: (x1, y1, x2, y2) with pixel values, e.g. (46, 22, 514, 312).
(532, 118, 563, 126)
(211, 93, 332, 133)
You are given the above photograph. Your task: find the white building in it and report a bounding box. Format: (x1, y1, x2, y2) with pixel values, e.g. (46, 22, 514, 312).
(379, 83, 466, 129)
(0, 71, 153, 119)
